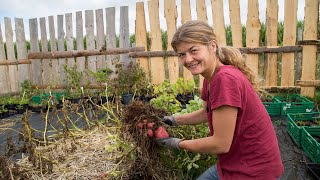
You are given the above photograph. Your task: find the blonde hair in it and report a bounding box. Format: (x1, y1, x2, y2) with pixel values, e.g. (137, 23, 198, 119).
(171, 20, 259, 92)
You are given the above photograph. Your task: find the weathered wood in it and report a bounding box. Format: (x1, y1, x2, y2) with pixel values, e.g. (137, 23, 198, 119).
(211, 0, 226, 45)
(128, 46, 301, 58)
(76, 11, 86, 84)
(135, 2, 150, 78)
(246, 0, 260, 77)
(261, 86, 300, 93)
(196, 0, 208, 22)
(57, 15, 66, 85)
(49, 16, 59, 85)
(164, 0, 179, 83)
(40, 17, 51, 85)
(120, 6, 131, 67)
(196, 0, 207, 89)
(148, 0, 165, 84)
(229, 0, 242, 47)
(95, 9, 106, 69)
(5, 17, 18, 92)
(296, 80, 320, 87)
(264, 0, 278, 86)
(301, 0, 319, 98)
(239, 45, 301, 53)
(180, 0, 194, 82)
(295, 28, 303, 82)
(0, 23, 9, 94)
(297, 40, 320, 45)
(29, 47, 145, 59)
(66, 13, 75, 68)
(29, 18, 42, 85)
(32, 84, 109, 89)
(0, 60, 31, 65)
(281, 0, 297, 86)
(106, 7, 117, 77)
(15, 18, 31, 88)
(85, 10, 97, 83)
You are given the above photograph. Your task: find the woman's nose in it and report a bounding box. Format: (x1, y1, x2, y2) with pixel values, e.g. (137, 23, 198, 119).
(185, 53, 193, 63)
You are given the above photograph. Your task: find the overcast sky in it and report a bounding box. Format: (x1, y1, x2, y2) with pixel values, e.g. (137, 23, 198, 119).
(0, 0, 306, 40)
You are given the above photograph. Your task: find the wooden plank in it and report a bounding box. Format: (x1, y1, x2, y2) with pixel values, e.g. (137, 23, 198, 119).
(301, 0, 319, 97)
(85, 10, 97, 83)
(95, 9, 106, 69)
(5, 17, 18, 92)
(135, 2, 150, 78)
(40, 17, 51, 85)
(245, 0, 260, 77)
(76, 11, 86, 84)
(49, 16, 59, 85)
(296, 80, 320, 87)
(66, 13, 75, 68)
(264, 0, 278, 86)
(120, 6, 131, 67)
(0, 60, 31, 65)
(15, 18, 31, 88)
(57, 15, 66, 85)
(211, 0, 226, 45)
(106, 7, 117, 77)
(229, 0, 242, 47)
(29, 47, 145, 59)
(148, 0, 165, 84)
(0, 23, 9, 94)
(281, 0, 297, 86)
(180, 0, 194, 82)
(196, 0, 208, 22)
(128, 46, 302, 58)
(196, 0, 207, 89)
(29, 18, 42, 85)
(164, 0, 179, 83)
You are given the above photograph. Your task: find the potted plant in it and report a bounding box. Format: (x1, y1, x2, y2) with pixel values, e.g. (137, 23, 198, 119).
(0, 105, 9, 119)
(112, 61, 148, 105)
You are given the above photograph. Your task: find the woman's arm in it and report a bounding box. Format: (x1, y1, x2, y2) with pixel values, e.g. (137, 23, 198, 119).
(174, 102, 208, 125)
(179, 105, 237, 154)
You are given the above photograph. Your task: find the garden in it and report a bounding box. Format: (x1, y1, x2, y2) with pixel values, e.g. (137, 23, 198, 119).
(0, 58, 319, 179)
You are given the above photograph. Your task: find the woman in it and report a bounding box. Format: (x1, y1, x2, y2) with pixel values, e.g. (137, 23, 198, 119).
(156, 20, 284, 180)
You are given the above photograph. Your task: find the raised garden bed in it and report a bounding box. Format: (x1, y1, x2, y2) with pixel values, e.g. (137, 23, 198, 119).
(287, 112, 320, 147)
(261, 96, 281, 116)
(301, 127, 320, 163)
(275, 94, 314, 116)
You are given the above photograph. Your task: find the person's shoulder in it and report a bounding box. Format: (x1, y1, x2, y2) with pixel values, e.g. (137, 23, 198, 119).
(216, 65, 240, 79)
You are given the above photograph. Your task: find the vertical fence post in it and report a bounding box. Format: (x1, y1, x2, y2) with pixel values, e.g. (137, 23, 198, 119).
(135, 2, 150, 79)
(211, 0, 226, 46)
(57, 15, 66, 86)
(229, 0, 242, 47)
(120, 6, 131, 67)
(301, 0, 319, 98)
(76, 11, 86, 84)
(281, 0, 298, 86)
(96, 9, 106, 69)
(180, 0, 194, 82)
(0, 23, 9, 94)
(85, 10, 97, 84)
(40, 17, 51, 85)
(164, 0, 179, 83)
(106, 7, 117, 78)
(66, 13, 75, 69)
(246, 0, 260, 80)
(49, 16, 59, 85)
(264, 0, 278, 86)
(148, 0, 165, 84)
(15, 18, 31, 87)
(29, 18, 42, 86)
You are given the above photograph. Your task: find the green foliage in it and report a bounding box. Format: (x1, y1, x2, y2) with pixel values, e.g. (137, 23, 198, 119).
(172, 78, 195, 95)
(64, 65, 83, 98)
(160, 96, 216, 179)
(225, 25, 232, 46)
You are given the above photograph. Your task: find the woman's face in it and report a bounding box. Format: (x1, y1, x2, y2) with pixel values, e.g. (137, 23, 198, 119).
(176, 41, 218, 79)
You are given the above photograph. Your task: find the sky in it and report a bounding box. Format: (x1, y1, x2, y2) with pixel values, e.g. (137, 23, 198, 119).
(0, 0, 306, 41)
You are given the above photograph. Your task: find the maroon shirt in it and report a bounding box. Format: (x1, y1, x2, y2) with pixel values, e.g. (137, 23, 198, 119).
(201, 65, 283, 180)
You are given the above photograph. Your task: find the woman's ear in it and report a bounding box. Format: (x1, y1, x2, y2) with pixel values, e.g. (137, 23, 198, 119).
(209, 40, 217, 53)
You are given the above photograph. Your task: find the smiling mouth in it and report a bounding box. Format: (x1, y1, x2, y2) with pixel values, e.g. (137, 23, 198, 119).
(187, 63, 199, 68)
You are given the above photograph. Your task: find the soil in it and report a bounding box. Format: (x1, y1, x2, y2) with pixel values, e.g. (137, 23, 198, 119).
(0, 114, 319, 179)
